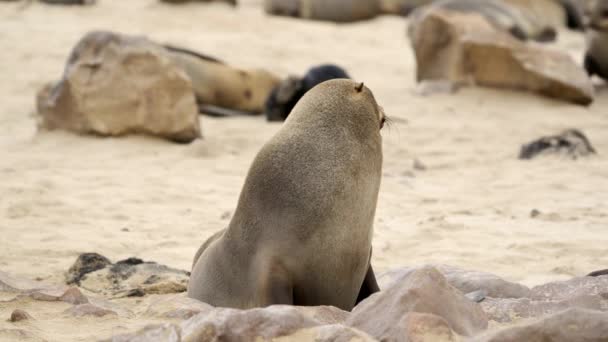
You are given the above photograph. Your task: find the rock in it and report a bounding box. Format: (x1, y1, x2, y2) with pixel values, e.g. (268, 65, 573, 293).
(68, 254, 190, 297)
(481, 295, 602, 323)
(293, 306, 351, 325)
(274, 324, 377, 342)
(349, 267, 488, 340)
(20, 286, 89, 305)
(64, 303, 117, 317)
(530, 275, 608, 307)
(466, 289, 487, 303)
(145, 294, 213, 320)
(66, 252, 112, 285)
(408, 8, 594, 105)
(9, 309, 33, 322)
(36, 30, 201, 143)
(107, 324, 181, 342)
(473, 308, 608, 342)
(379, 265, 531, 299)
(519, 129, 596, 160)
(0, 328, 45, 342)
(0, 271, 46, 293)
(180, 305, 320, 341)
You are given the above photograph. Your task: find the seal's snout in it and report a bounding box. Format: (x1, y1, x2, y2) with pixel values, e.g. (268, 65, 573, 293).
(355, 82, 364, 92)
(378, 105, 387, 130)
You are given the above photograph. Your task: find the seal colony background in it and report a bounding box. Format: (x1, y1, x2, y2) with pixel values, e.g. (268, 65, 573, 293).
(0, 0, 607, 340)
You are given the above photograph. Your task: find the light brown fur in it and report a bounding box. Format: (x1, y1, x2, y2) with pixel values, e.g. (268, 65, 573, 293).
(264, 0, 380, 22)
(167, 50, 280, 114)
(188, 79, 385, 310)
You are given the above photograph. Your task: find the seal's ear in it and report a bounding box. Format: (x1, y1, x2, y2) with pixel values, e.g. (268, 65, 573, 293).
(355, 82, 364, 92)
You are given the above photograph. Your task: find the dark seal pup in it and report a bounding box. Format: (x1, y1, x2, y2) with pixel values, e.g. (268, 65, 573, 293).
(265, 64, 350, 121)
(188, 79, 386, 310)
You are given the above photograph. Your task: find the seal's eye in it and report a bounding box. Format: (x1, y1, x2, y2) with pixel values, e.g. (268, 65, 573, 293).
(380, 117, 386, 129)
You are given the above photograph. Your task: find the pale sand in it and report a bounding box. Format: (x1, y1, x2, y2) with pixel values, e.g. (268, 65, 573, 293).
(0, 0, 607, 340)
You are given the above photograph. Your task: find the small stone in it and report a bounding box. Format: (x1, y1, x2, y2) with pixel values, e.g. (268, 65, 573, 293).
(519, 129, 596, 160)
(64, 303, 117, 317)
(59, 287, 89, 305)
(9, 309, 32, 322)
(530, 209, 541, 218)
(413, 158, 427, 171)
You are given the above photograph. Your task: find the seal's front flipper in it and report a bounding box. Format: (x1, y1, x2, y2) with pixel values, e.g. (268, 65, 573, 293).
(355, 263, 380, 306)
(257, 259, 293, 307)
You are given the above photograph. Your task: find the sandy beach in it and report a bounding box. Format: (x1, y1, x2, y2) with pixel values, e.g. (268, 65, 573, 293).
(1, 0, 607, 340)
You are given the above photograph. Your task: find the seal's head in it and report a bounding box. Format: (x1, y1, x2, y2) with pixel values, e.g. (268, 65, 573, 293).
(285, 79, 387, 137)
(586, 0, 608, 31)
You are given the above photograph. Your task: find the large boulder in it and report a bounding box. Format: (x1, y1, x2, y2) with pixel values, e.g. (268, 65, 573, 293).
(36, 31, 201, 143)
(408, 8, 594, 105)
(348, 267, 488, 341)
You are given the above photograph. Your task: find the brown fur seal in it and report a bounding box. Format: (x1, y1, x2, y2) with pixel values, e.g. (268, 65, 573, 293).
(264, 0, 380, 22)
(165, 47, 280, 114)
(188, 79, 386, 310)
(160, 0, 236, 5)
(409, 0, 557, 41)
(584, 0, 608, 81)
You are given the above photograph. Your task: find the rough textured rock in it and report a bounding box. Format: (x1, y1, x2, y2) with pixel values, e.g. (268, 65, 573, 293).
(109, 322, 373, 342)
(66, 252, 112, 285)
(379, 265, 530, 299)
(36, 30, 201, 143)
(0, 271, 47, 293)
(473, 308, 608, 342)
(481, 295, 603, 323)
(65, 253, 189, 297)
(19, 286, 89, 305)
(9, 309, 33, 322)
(349, 267, 488, 340)
(104, 323, 181, 342)
(180, 305, 320, 341)
(408, 8, 594, 105)
(64, 303, 117, 317)
(274, 324, 377, 342)
(145, 294, 213, 320)
(519, 129, 597, 160)
(530, 275, 608, 308)
(293, 306, 351, 325)
(78, 257, 189, 297)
